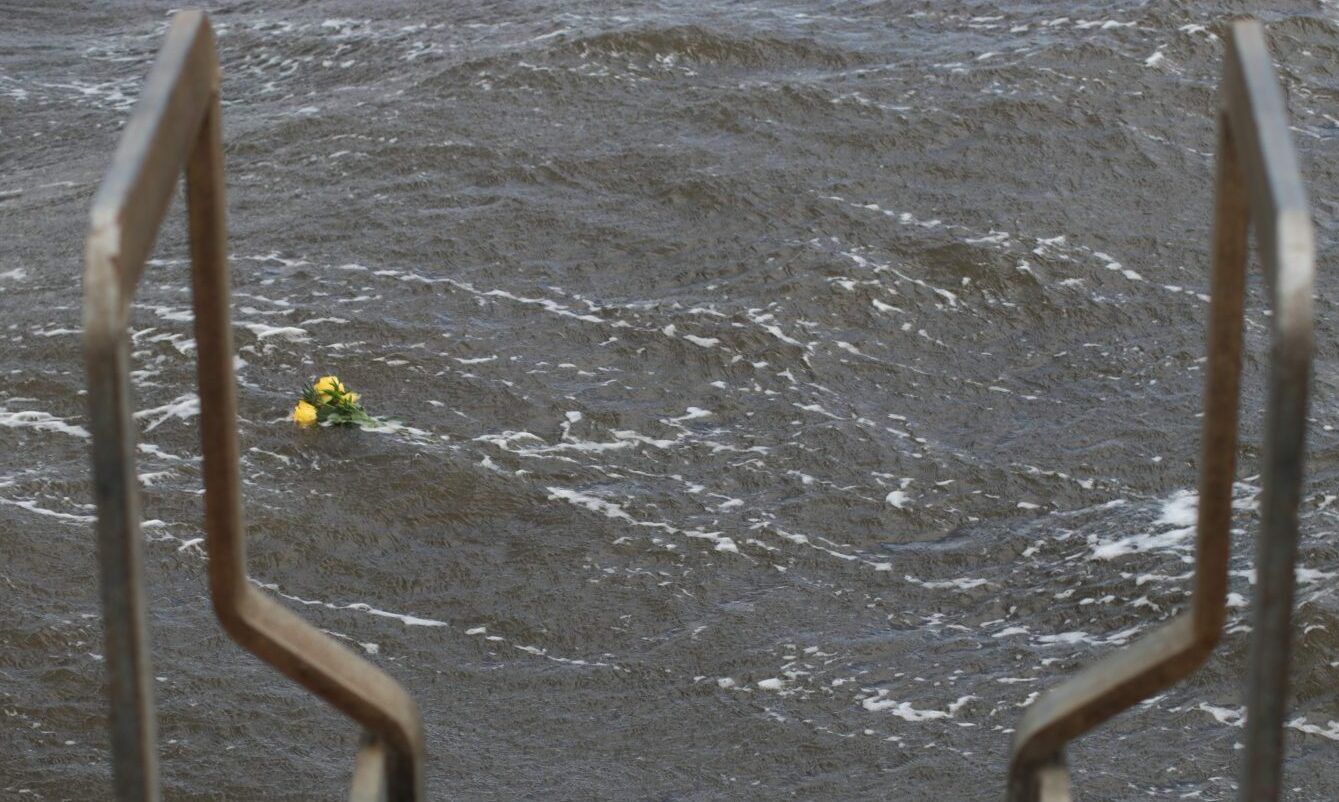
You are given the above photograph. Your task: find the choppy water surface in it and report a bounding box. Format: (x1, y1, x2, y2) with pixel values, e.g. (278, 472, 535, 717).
(4, 1, 1339, 799)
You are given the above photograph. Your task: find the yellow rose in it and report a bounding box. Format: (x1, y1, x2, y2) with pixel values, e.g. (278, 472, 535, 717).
(292, 400, 317, 426)
(314, 375, 345, 397)
(346, 392, 360, 404)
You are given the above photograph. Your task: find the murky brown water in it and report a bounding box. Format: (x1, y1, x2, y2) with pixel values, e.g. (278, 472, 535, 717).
(3, 2, 1339, 800)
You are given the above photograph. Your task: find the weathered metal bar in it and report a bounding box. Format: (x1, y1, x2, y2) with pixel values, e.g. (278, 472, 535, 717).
(85, 13, 216, 801)
(349, 737, 391, 802)
(1006, 19, 1312, 801)
(1005, 113, 1248, 799)
(1035, 754, 1070, 802)
(1226, 21, 1316, 802)
(85, 10, 425, 801)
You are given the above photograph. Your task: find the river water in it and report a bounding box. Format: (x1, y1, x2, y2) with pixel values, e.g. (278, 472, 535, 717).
(3, 2, 1339, 800)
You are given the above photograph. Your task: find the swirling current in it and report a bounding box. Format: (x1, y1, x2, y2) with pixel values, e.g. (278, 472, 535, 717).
(3, 2, 1339, 800)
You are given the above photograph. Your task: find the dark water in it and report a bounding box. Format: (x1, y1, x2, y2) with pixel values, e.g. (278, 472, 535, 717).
(3, 1, 1339, 799)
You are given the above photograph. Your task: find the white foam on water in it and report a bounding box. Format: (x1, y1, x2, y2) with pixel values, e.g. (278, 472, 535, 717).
(1157, 490, 1198, 526)
(745, 309, 808, 348)
(667, 407, 712, 423)
(905, 576, 990, 591)
(534, 437, 636, 455)
(255, 580, 448, 627)
(546, 488, 634, 523)
(762, 524, 890, 572)
(548, 487, 746, 556)
(0, 497, 97, 524)
(134, 394, 199, 432)
(0, 407, 89, 439)
(1179, 24, 1217, 40)
(249, 577, 617, 668)
(1091, 525, 1194, 560)
(1074, 19, 1135, 30)
(450, 281, 622, 327)
(1198, 703, 1244, 726)
(1036, 631, 1089, 645)
(611, 430, 678, 449)
(462, 623, 620, 669)
(1035, 626, 1142, 648)
(795, 402, 845, 420)
(1085, 488, 1210, 560)
(861, 691, 975, 721)
(238, 322, 310, 342)
(824, 194, 1193, 305)
(1288, 717, 1339, 742)
(1297, 566, 1338, 585)
(138, 442, 192, 462)
(138, 470, 173, 487)
(148, 305, 195, 323)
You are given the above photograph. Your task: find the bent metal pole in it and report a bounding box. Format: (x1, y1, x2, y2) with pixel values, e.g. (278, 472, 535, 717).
(85, 10, 425, 801)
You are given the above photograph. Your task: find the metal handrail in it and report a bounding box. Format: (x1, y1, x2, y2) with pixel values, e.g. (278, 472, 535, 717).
(1006, 19, 1314, 802)
(84, 10, 425, 801)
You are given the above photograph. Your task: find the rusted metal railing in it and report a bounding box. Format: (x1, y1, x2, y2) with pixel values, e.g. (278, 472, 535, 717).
(84, 10, 425, 801)
(1006, 19, 1314, 802)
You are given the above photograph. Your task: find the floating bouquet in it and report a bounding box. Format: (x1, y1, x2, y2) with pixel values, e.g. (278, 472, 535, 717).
(291, 375, 379, 427)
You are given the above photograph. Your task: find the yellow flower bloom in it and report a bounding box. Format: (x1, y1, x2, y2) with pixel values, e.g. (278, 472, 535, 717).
(292, 400, 317, 426)
(314, 375, 345, 397)
(346, 392, 360, 404)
